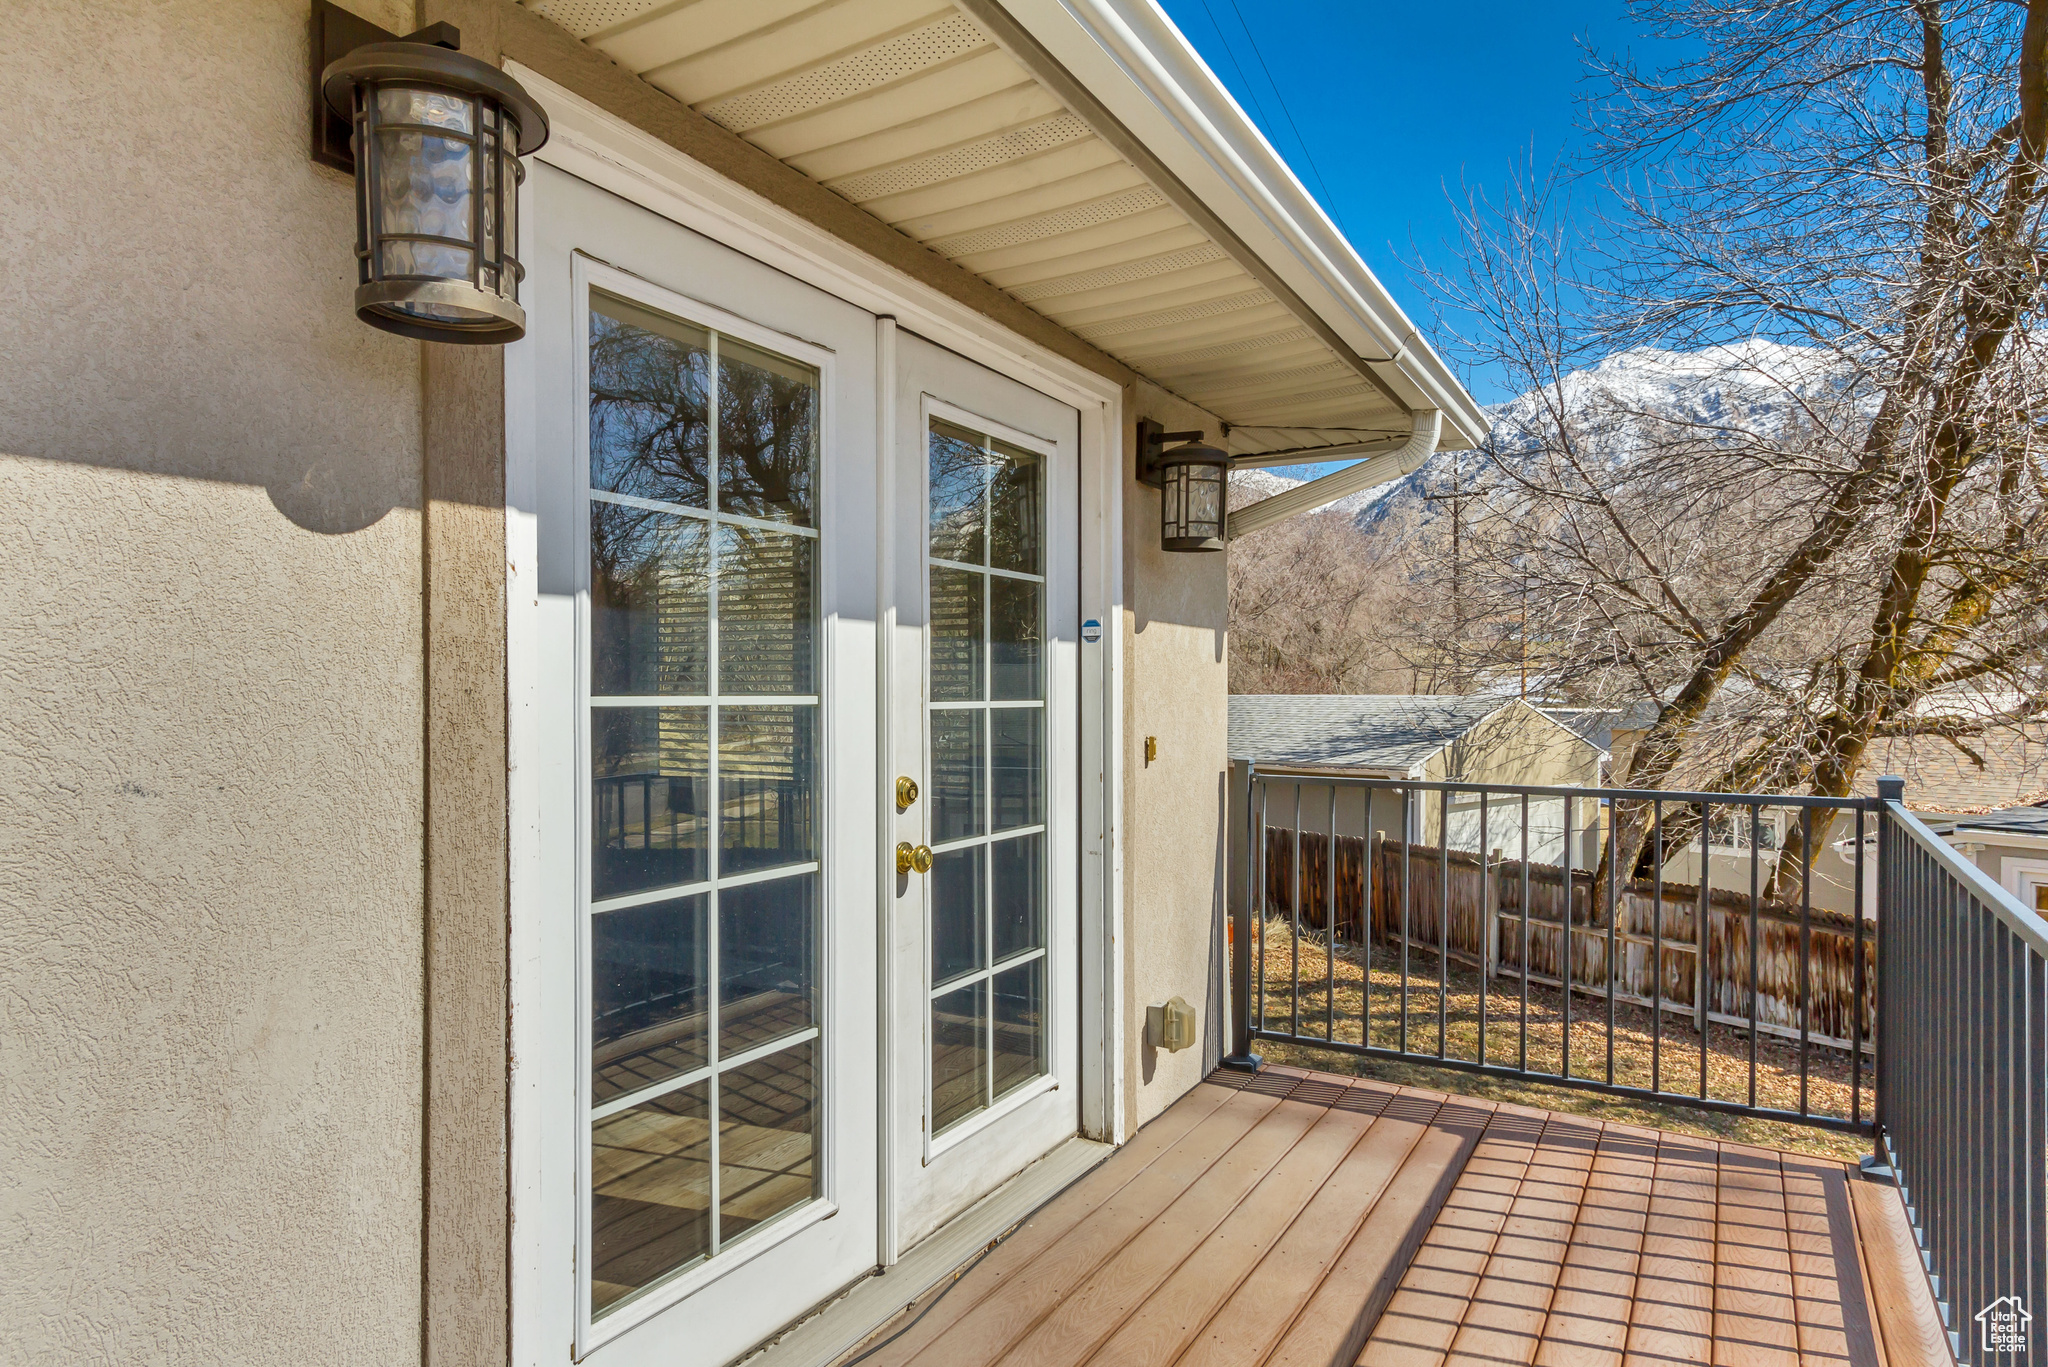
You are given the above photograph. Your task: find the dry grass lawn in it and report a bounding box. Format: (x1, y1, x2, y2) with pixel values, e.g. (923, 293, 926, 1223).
(1251, 917, 1871, 1161)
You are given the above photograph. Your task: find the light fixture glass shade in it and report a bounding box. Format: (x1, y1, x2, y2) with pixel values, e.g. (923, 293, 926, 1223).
(322, 43, 549, 343)
(1157, 444, 1228, 552)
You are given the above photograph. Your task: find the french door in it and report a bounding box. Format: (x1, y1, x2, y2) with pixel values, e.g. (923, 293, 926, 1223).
(521, 164, 1087, 1364)
(525, 163, 881, 1366)
(885, 333, 1082, 1251)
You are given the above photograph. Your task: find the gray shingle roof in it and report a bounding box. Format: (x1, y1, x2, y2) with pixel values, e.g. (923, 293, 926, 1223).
(1227, 694, 1513, 772)
(1921, 806, 2048, 840)
(1539, 703, 1660, 752)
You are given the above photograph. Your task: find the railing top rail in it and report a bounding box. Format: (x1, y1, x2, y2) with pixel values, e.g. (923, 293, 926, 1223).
(1233, 759, 1873, 810)
(1883, 797, 2048, 957)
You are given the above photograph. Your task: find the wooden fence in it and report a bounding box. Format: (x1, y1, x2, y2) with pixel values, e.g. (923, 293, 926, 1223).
(1260, 826, 1873, 1052)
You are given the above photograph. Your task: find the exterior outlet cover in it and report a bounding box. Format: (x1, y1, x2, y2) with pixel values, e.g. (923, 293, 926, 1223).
(1147, 995, 1196, 1052)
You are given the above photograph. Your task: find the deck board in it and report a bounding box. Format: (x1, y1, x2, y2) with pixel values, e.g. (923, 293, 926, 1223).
(1445, 1112, 1600, 1365)
(1175, 1083, 1442, 1367)
(991, 1078, 1345, 1367)
(870, 1074, 1298, 1367)
(1259, 1092, 1493, 1367)
(823, 1067, 1922, 1367)
(1533, 1122, 1657, 1367)
(1355, 1105, 1549, 1367)
(1711, 1145, 1801, 1367)
(1622, 1131, 1720, 1367)
(1846, 1179, 1950, 1367)
(1081, 1075, 1393, 1367)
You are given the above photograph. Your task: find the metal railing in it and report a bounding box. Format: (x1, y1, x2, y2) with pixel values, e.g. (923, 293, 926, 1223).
(1228, 762, 2048, 1362)
(1229, 764, 1874, 1133)
(1876, 778, 2047, 1359)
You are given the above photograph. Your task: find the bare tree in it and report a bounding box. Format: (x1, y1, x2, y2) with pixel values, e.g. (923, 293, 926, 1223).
(1226, 503, 1412, 695)
(1418, 0, 2048, 880)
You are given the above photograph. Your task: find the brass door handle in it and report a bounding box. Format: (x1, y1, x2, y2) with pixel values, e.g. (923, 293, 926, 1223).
(896, 841, 934, 875)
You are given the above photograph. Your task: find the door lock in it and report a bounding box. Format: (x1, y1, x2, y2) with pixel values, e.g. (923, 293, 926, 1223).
(895, 775, 920, 810)
(896, 841, 934, 875)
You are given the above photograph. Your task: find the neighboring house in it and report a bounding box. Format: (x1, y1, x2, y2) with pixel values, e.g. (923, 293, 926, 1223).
(1, 3, 1488, 1366)
(1754, 728, 2048, 920)
(1899, 805, 2048, 912)
(1225, 694, 1606, 917)
(1540, 701, 1661, 781)
(1853, 724, 2048, 811)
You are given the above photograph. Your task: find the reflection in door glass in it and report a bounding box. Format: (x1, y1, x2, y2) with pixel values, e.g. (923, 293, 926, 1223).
(585, 290, 823, 1318)
(925, 415, 1049, 1136)
(592, 1079, 710, 1313)
(591, 894, 708, 1103)
(931, 980, 988, 1134)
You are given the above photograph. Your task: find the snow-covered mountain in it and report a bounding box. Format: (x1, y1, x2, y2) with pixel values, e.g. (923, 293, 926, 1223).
(1229, 340, 1852, 531)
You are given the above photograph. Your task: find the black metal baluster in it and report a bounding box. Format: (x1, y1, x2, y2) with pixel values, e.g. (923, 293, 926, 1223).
(1245, 774, 1261, 1032)
(1401, 786, 1411, 1056)
(1850, 804, 1863, 1129)
(1562, 794, 1574, 1080)
(1291, 782, 1302, 1039)
(2029, 952, 2045, 1364)
(1438, 786, 1450, 1060)
(1520, 792, 1530, 1074)
(1750, 803, 1761, 1111)
(1362, 784, 1375, 1049)
(1605, 795, 1616, 1086)
(1799, 806, 1812, 1118)
(1230, 762, 1256, 1067)
(1326, 784, 1337, 1042)
(1480, 791, 1490, 1069)
(1698, 800, 1710, 1102)
(1652, 800, 1663, 1094)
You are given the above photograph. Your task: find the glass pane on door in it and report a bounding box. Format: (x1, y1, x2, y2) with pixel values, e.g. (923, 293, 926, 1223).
(925, 416, 1048, 1135)
(586, 289, 823, 1317)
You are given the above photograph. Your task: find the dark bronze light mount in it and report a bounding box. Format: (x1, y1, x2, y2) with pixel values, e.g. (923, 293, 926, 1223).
(1137, 419, 1229, 552)
(312, 1, 549, 344)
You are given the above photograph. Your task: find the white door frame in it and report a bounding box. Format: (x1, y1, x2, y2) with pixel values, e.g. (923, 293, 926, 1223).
(504, 67, 1126, 1367)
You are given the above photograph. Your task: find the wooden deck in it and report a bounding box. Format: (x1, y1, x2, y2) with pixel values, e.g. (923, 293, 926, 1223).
(834, 1065, 1950, 1367)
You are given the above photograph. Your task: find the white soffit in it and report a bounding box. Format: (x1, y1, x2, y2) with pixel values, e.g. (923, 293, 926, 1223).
(521, 0, 1483, 454)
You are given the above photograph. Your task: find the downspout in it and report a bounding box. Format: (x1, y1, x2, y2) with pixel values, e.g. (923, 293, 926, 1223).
(1226, 408, 1441, 540)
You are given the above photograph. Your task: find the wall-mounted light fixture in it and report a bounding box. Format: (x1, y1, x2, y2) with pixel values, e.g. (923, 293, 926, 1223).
(314, 3, 548, 344)
(1137, 420, 1230, 552)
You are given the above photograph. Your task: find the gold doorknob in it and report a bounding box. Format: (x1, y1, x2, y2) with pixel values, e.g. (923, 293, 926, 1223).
(896, 841, 934, 875)
(896, 775, 920, 809)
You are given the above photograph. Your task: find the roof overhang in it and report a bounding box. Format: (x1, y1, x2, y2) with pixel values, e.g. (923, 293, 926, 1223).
(516, 0, 1483, 456)
(975, 0, 1486, 450)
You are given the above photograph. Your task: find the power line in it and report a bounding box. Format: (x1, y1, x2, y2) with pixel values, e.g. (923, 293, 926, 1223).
(1195, 0, 1281, 141)
(1220, 0, 1349, 234)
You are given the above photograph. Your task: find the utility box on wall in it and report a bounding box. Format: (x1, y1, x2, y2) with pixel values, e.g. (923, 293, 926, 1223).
(1148, 996, 1197, 1053)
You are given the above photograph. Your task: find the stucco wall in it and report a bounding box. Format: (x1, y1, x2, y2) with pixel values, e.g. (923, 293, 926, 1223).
(0, 2, 429, 1362)
(1120, 381, 1231, 1128)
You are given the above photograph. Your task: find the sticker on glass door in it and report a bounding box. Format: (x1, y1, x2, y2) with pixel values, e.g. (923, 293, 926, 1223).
(924, 414, 1050, 1143)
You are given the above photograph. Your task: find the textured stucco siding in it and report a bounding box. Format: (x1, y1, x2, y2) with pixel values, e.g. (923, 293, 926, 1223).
(1121, 381, 1231, 1129)
(0, 2, 428, 1363)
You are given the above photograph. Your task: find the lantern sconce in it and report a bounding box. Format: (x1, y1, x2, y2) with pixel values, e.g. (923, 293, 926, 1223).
(311, 1, 549, 344)
(1137, 419, 1230, 552)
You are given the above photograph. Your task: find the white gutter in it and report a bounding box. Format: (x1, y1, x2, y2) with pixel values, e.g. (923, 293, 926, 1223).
(985, 0, 1489, 450)
(1229, 435, 1412, 470)
(1227, 409, 1439, 539)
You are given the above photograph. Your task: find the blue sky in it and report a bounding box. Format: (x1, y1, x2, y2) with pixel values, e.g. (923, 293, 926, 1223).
(1155, 1, 1640, 406)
